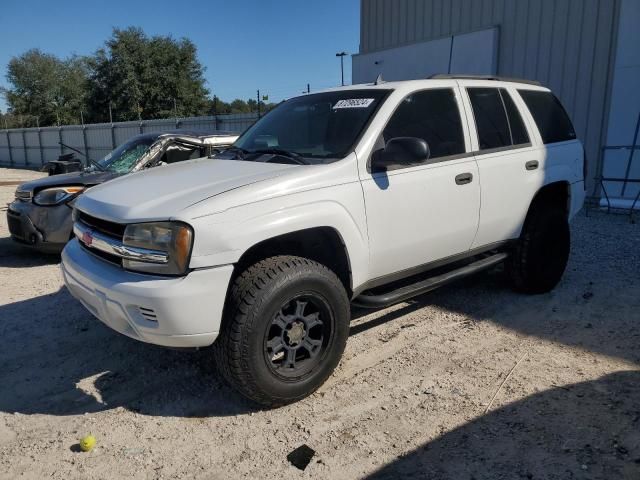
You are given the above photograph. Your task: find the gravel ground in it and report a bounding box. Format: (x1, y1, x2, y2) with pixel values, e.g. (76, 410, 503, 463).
(0, 167, 639, 479)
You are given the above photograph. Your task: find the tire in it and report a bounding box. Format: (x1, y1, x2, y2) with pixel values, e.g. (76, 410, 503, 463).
(506, 205, 570, 294)
(214, 255, 350, 407)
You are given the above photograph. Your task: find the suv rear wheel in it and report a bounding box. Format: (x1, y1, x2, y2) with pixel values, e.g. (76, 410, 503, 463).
(214, 255, 350, 406)
(506, 205, 570, 294)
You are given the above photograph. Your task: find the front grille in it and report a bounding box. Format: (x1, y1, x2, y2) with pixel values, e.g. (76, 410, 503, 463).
(79, 241, 121, 266)
(76, 210, 125, 266)
(77, 211, 126, 238)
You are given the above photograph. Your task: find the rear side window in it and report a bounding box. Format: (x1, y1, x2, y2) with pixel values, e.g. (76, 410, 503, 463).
(501, 90, 530, 145)
(518, 90, 576, 144)
(382, 88, 465, 160)
(467, 88, 511, 150)
(467, 88, 530, 150)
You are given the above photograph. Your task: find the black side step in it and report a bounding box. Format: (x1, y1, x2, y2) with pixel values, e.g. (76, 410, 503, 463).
(352, 252, 509, 309)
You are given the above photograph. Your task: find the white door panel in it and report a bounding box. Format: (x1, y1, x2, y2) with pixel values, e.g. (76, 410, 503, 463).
(471, 147, 545, 247)
(362, 158, 480, 279)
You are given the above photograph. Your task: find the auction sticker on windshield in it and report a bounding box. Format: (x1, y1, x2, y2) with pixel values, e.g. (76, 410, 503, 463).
(333, 98, 375, 109)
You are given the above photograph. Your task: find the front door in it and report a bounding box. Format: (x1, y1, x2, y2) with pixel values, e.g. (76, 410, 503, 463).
(360, 87, 481, 281)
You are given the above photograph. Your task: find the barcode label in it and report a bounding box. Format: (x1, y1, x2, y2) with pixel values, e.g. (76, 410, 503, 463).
(333, 98, 375, 109)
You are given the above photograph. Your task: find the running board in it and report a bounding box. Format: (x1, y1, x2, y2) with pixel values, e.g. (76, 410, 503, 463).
(352, 252, 509, 309)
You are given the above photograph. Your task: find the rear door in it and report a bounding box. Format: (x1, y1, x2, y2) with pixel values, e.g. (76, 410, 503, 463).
(360, 86, 481, 280)
(460, 83, 544, 248)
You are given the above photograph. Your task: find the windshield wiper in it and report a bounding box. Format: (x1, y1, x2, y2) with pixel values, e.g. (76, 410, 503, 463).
(224, 146, 250, 160)
(58, 142, 105, 171)
(248, 148, 309, 165)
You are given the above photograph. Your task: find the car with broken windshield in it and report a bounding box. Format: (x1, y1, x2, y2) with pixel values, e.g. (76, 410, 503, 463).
(7, 131, 237, 253)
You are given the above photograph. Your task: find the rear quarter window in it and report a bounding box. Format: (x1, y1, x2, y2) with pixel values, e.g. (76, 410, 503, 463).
(518, 90, 576, 144)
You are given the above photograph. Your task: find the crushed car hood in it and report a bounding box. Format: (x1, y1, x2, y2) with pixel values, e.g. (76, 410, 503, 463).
(18, 170, 120, 192)
(75, 158, 299, 222)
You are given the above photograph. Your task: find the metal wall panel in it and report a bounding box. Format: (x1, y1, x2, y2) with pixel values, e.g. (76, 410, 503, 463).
(23, 131, 41, 167)
(8, 132, 25, 165)
(0, 113, 259, 168)
(359, 0, 621, 191)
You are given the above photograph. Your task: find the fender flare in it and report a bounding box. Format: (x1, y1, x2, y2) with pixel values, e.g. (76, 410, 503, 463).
(189, 199, 370, 289)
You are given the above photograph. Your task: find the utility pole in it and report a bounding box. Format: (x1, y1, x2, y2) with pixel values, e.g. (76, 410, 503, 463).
(173, 98, 178, 120)
(212, 95, 219, 130)
(336, 52, 348, 86)
(80, 110, 84, 126)
(307, 83, 310, 93)
(257, 89, 261, 118)
(109, 102, 113, 124)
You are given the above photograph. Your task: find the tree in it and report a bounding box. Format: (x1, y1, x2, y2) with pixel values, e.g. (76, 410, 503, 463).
(2, 49, 89, 126)
(87, 27, 210, 122)
(208, 97, 278, 115)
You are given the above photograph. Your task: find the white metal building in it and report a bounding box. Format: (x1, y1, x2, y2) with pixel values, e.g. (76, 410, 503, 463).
(353, 0, 640, 204)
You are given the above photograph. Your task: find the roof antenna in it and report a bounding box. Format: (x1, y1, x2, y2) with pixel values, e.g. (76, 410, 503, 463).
(374, 74, 385, 85)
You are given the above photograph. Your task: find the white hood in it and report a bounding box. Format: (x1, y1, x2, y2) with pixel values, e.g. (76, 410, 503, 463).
(75, 157, 299, 222)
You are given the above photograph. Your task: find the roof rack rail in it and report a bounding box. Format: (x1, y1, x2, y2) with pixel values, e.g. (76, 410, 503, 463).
(428, 74, 542, 86)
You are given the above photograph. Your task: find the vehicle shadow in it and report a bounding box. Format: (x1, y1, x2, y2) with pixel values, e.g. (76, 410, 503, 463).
(366, 370, 640, 479)
(0, 215, 636, 421)
(0, 236, 60, 268)
(351, 213, 640, 367)
(0, 286, 257, 418)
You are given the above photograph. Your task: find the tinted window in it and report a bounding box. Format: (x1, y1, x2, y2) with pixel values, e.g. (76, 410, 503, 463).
(467, 88, 512, 150)
(501, 90, 530, 145)
(382, 88, 465, 159)
(518, 90, 576, 144)
(234, 89, 390, 162)
(162, 143, 205, 164)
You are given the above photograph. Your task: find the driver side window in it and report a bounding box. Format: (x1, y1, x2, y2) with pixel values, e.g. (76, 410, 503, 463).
(382, 88, 466, 163)
(161, 143, 205, 164)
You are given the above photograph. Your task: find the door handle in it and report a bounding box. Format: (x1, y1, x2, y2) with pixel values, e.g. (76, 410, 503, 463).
(455, 173, 473, 185)
(525, 160, 539, 171)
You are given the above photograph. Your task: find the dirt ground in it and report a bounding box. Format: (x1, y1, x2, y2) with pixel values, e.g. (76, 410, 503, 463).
(0, 167, 639, 480)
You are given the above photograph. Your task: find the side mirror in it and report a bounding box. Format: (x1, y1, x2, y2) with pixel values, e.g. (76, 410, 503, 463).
(371, 137, 430, 172)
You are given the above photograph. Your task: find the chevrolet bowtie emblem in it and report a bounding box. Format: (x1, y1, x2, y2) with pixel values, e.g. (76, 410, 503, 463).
(82, 230, 93, 246)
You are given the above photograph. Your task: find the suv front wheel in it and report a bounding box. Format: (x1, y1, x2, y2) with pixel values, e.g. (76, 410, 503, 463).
(214, 255, 350, 407)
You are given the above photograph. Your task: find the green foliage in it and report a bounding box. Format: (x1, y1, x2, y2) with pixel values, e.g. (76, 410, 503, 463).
(2, 28, 280, 127)
(209, 97, 277, 115)
(87, 27, 210, 122)
(1, 49, 89, 126)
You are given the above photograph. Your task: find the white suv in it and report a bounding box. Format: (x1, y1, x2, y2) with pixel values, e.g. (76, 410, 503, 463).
(61, 76, 585, 406)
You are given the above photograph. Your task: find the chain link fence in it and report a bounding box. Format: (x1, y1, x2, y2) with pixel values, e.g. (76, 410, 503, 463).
(0, 113, 259, 169)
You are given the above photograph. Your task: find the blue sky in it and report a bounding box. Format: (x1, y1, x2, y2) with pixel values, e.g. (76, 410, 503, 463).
(0, 0, 360, 112)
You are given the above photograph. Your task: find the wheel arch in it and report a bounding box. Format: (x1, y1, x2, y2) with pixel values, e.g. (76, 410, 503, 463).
(528, 181, 571, 219)
(233, 226, 354, 297)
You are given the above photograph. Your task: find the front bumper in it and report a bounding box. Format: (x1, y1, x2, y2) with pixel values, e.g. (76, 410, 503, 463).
(61, 239, 233, 348)
(7, 200, 72, 252)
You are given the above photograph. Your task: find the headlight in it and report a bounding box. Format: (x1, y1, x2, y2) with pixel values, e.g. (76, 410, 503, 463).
(33, 186, 85, 206)
(122, 221, 193, 275)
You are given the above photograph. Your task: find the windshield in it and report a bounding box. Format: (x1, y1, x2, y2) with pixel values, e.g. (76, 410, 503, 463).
(233, 89, 390, 162)
(96, 136, 157, 173)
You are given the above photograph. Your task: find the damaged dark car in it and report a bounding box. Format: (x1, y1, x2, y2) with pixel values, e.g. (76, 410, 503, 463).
(7, 130, 238, 253)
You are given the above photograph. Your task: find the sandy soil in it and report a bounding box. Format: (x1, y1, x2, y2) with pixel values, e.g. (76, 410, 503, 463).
(0, 167, 639, 479)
